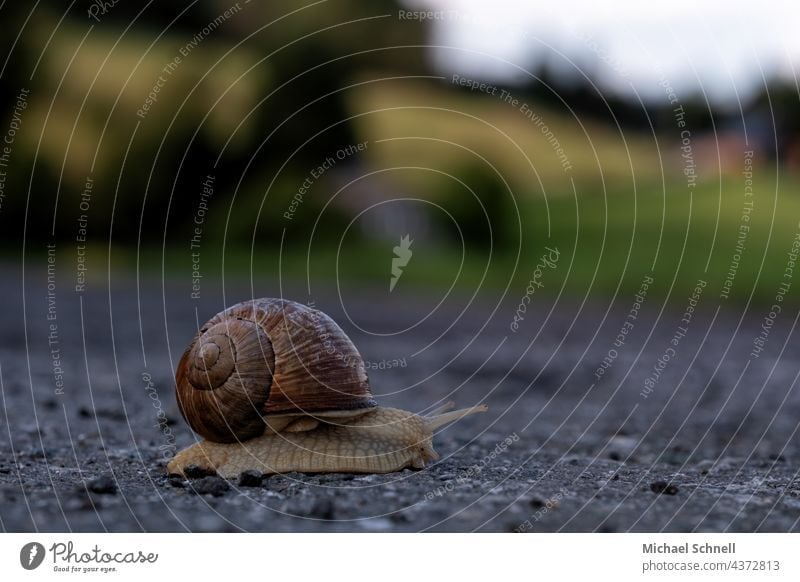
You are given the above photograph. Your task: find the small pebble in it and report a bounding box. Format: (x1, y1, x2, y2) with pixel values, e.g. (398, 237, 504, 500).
(183, 465, 216, 479)
(87, 475, 117, 495)
(694, 460, 714, 474)
(263, 479, 291, 494)
(650, 481, 679, 495)
(192, 476, 229, 497)
(238, 470, 263, 487)
(168, 476, 187, 488)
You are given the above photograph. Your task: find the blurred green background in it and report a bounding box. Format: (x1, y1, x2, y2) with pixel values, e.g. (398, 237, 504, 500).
(1, 0, 799, 303)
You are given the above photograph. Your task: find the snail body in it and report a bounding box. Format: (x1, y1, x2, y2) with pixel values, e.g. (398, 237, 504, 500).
(168, 298, 486, 477)
(168, 405, 486, 478)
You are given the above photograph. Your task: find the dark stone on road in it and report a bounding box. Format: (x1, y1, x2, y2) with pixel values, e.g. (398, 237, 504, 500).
(191, 476, 230, 497)
(87, 475, 117, 495)
(168, 476, 187, 488)
(650, 481, 680, 495)
(183, 465, 216, 479)
(238, 470, 263, 487)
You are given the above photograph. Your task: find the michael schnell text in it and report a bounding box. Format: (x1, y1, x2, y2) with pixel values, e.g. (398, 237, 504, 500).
(643, 542, 736, 555)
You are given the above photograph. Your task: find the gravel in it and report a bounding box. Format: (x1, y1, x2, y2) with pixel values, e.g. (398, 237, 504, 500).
(1, 267, 799, 532)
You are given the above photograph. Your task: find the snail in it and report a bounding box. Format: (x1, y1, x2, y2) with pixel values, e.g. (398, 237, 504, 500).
(167, 298, 487, 478)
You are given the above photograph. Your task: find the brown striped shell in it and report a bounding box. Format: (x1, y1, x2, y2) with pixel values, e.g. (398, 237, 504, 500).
(175, 298, 376, 443)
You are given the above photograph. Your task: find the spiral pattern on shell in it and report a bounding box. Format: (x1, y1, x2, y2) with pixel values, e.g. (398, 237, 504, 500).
(175, 298, 376, 443)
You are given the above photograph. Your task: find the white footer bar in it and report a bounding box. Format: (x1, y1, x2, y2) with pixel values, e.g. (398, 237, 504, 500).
(1, 533, 797, 581)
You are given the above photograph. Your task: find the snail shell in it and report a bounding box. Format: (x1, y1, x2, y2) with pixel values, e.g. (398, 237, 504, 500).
(169, 297, 488, 477)
(175, 298, 376, 443)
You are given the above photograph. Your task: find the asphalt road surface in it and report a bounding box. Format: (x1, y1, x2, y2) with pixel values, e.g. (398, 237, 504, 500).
(1, 265, 799, 532)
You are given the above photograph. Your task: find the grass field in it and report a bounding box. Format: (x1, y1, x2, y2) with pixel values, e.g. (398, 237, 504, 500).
(19, 68, 798, 306)
(86, 172, 798, 307)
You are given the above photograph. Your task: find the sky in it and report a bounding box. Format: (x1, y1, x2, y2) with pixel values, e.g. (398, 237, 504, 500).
(404, 0, 800, 108)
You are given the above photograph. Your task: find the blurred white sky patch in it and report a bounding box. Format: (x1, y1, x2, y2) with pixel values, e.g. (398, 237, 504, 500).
(403, 0, 800, 107)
